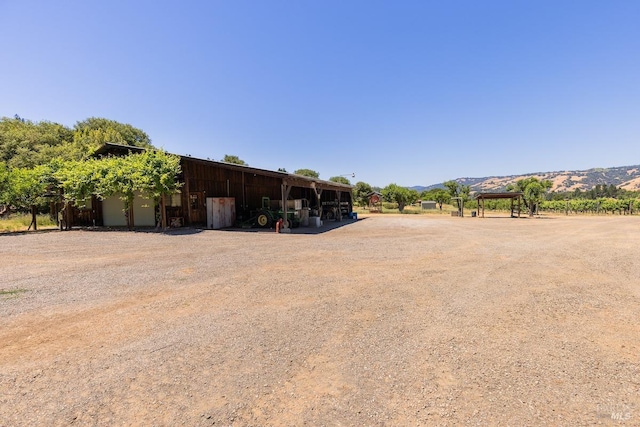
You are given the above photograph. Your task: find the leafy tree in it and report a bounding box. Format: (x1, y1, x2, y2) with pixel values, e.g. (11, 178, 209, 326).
(572, 188, 583, 199)
(47, 158, 103, 229)
(52, 150, 182, 230)
(329, 176, 351, 185)
(507, 177, 553, 216)
(52, 157, 112, 223)
(407, 188, 420, 207)
(136, 150, 183, 228)
(100, 151, 182, 229)
(0, 162, 10, 215)
(353, 181, 373, 207)
(222, 154, 247, 165)
(1, 116, 153, 169)
(1, 165, 49, 230)
(382, 183, 419, 212)
(522, 181, 547, 216)
(421, 188, 450, 210)
(0, 161, 7, 189)
(0, 116, 75, 168)
(444, 180, 470, 216)
(73, 117, 152, 155)
(294, 169, 320, 178)
(433, 188, 450, 210)
(99, 156, 144, 229)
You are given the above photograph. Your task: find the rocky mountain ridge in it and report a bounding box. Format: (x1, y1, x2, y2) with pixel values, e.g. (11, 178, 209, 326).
(415, 165, 640, 193)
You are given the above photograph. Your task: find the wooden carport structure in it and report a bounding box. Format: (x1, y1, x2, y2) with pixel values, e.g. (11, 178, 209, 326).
(475, 192, 524, 218)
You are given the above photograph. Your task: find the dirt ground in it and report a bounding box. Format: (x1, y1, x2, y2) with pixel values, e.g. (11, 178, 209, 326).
(1, 214, 639, 426)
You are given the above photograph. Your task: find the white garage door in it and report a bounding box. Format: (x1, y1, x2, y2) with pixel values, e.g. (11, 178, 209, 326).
(102, 193, 156, 227)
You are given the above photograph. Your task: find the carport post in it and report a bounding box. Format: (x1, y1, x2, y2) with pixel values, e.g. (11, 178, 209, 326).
(242, 172, 246, 210)
(281, 183, 287, 229)
(312, 183, 322, 217)
(281, 181, 292, 230)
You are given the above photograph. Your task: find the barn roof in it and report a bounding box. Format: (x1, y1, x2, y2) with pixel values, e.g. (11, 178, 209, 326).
(474, 192, 524, 200)
(94, 143, 352, 191)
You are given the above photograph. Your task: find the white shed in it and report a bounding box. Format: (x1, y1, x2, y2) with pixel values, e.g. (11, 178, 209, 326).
(421, 200, 437, 210)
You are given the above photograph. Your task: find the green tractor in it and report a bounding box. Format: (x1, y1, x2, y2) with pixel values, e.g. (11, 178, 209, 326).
(242, 197, 299, 229)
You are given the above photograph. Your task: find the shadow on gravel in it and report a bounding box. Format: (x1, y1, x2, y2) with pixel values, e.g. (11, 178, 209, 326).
(157, 228, 206, 236)
(473, 215, 557, 220)
(1, 219, 364, 237)
(0, 228, 60, 237)
(25, 227, 207, 236)
(215, 217, 365, 235)
(91, 227, 206, 235)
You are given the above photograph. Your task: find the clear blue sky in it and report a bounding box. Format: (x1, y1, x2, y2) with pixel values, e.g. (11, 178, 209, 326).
(2, 1, 639, 187)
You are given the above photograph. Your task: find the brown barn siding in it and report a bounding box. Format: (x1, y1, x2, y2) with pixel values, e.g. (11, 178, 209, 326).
(181, 158, 289, 225)
(84, 144, 352, 228)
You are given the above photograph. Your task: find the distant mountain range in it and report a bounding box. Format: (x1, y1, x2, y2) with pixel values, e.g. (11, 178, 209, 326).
(412, 165, 640, 193)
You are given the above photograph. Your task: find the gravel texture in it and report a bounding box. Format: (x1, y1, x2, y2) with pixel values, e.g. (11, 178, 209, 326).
(1, 214, 639, 426)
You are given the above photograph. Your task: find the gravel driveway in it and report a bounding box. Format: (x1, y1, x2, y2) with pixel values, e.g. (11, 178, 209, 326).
(1, 215, 639, 425)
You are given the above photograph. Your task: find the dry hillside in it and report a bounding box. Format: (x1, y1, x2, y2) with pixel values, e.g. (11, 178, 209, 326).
(419, 165, 640, 193)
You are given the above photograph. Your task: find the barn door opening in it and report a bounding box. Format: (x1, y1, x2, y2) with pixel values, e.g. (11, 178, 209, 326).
(189, 192, 205, 225)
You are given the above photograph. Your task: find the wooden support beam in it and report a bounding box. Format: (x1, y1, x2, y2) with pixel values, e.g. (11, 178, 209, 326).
(161, 194, 167, 230)
(242, 172, 246, 211)
(184, 161, 192, 225)
(282, 180, 293, 229)
(311, 183, 323, 216)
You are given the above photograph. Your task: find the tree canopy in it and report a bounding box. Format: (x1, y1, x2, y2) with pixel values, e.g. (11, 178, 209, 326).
(222, 154, 247, 165)
(353, 181, 373, 207)
(294, 169, 320, 178)
(0, 162, 8, 203)
(444, 180, 470, 216)
(329, 176, 351, 185)
(65, 150, 182, 229)
(0, 116, 75, 168)
(421, 188, 450, 210)
(0, 116, 153, 169)
(1, 150, 182, 230)
(382, 183, 419, 212)
(0, 164, 51, 229)
(507, 177, 552, 216)
(73, 117, 152, 153)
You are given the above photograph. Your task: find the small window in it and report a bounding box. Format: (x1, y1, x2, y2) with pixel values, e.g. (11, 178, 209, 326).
(169, 192, 182, 207)
(190, 193, 200, 209)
